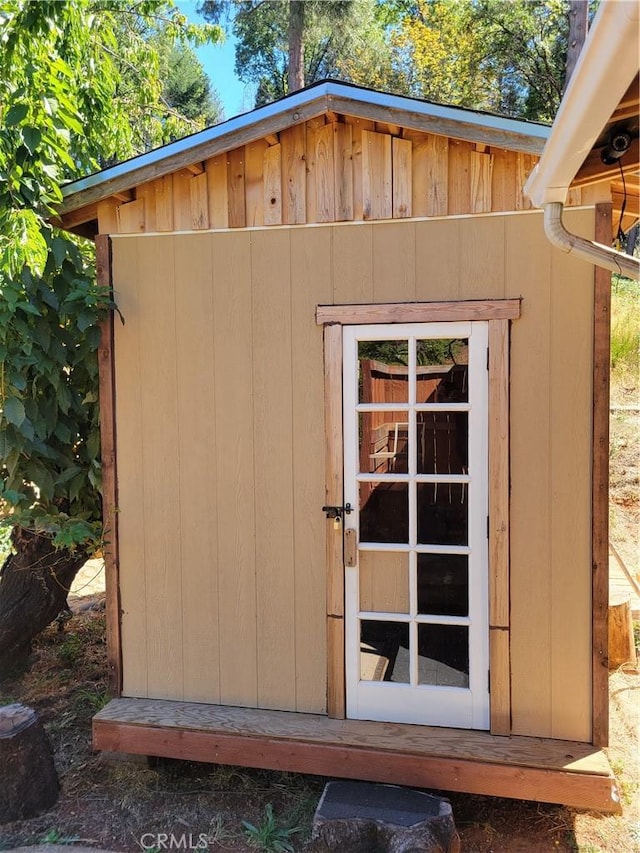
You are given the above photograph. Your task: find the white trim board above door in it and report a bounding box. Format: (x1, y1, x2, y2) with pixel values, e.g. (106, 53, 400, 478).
(343, 322, 490, 730)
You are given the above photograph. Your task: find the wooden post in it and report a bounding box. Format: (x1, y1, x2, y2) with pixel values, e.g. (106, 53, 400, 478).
(592, 203, 612, 746)
(488, 318, 511, 735)
(565, 1, 589, 91)
(324, 323, 345, 719)
(608, 599, 637, 669)
(96, 234, 122, 697)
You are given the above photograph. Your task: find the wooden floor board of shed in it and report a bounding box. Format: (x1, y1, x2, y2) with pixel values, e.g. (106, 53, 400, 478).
(94, 698, 620, 813)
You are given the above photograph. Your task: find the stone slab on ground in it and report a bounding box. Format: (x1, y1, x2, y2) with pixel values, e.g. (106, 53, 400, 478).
(311, 780, 460, 853)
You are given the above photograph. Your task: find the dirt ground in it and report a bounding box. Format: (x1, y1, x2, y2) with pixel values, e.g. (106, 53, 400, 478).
(0, 602, 637, 853)
(610, 383, 640, 587)
(0, 366, 638, 853)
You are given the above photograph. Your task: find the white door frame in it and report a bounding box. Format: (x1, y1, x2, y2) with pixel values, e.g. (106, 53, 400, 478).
(343, 321, 490, 730)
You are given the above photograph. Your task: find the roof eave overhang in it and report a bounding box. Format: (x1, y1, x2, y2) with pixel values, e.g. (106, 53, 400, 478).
(59, 81, 549, 216)
(525, 0, 640, 208)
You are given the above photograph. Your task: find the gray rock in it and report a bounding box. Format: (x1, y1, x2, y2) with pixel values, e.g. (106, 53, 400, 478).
(311, 781, 460, 853)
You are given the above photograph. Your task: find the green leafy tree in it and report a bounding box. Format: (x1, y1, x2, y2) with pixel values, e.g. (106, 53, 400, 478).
(163, 42, 224, 130)
(0, 0, 222, 675)
(199, 0, 365, 105)
(335, 0, 597, 123)
(389, 0, 494, 107)
(198, 0, 586, 121)
(468, 0, 573, 121)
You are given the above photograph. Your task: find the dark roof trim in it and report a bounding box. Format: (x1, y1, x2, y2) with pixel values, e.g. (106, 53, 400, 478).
(60, 80, 550, 215)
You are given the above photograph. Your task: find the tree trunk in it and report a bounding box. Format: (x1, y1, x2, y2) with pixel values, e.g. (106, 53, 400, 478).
(0, 527, 88, 678)
(288, 0, 305, 93)
(564, 1, 588, 91)
(0, 703, 59, 822)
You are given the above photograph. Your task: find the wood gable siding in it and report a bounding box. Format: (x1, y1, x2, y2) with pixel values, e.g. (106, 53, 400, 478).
(111, 208, 595, 742)
(96, 116, 561, 235)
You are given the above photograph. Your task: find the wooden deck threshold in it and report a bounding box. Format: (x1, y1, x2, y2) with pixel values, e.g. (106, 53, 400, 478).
(93, 698, 621, 814)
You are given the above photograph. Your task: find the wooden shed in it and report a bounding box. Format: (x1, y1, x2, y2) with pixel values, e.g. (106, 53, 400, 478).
(57, 75, 636, 813)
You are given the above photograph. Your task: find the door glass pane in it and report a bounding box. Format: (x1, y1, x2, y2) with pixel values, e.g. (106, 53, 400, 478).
(360, 482, 409, 543)
(360, 552, 409, 614)
(417, 483, 468, 545)
(415, 338, 468, 403)
(360, 621, 410, 683)
(418, 624, 469, 687)
(417, 412, 468, 475)
(358, 341, 408, 404)
(417, 554, 468, 616)
(359, 411, 409, 474)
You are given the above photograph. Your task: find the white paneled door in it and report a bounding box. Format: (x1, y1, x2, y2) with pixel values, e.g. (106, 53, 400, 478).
(343, 322, 489, 729)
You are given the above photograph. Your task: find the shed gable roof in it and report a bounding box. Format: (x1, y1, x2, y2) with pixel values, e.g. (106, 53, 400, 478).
(60, 79, 549, 218)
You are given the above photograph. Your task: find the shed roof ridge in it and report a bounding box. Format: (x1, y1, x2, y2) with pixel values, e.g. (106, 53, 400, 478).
(59, 80, 549, 215)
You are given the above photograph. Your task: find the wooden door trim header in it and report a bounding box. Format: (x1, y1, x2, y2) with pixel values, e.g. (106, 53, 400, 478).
(316, 298, 521, 326)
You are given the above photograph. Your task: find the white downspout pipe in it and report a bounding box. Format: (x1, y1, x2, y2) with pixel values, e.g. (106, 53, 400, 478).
(544, 203, 640, 280)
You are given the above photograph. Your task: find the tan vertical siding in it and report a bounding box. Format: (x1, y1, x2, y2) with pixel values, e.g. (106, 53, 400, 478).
(460, 216, 506, 299)
(137, 237, 183, 699)
(332, 224, 374, 305)
(173, 233, 219, 703)
(372, 221, 416, 303)
(212, 232, 258, 707)
(508, 209, 594, 741)
(113, 238, 147, 697)
(508, 213, 553, 736)
(113, 209, 595, 738)
(290, 227, 333, 712)
(414, 218, 461, 300)
(251, 228, 297, 710)
(548, 212, 593, 742)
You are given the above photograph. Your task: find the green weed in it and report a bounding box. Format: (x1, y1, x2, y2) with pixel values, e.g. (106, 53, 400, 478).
(611, 276, 640, 376)
(57, 633, 83, 665)
(207, 814, 234, 845)
(73, 683, 109, 712)
(242, 803, 302, 853)
(39, 828, 82, 845)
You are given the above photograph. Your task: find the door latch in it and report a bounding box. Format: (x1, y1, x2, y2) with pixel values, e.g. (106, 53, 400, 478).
(322, 503, 353, 529)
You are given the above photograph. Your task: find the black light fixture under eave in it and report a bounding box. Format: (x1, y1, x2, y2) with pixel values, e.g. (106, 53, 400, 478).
(601, 126, 632, 165)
